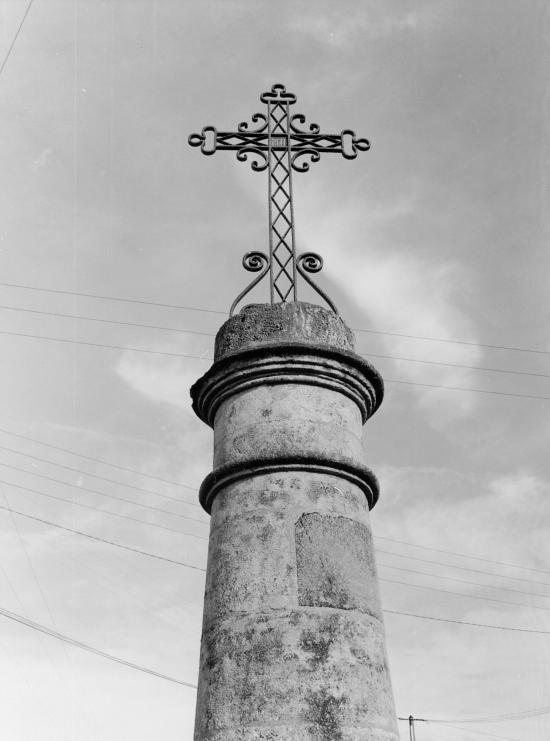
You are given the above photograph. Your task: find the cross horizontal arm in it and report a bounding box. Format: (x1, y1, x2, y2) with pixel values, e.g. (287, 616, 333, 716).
(188, 126, 370, 171)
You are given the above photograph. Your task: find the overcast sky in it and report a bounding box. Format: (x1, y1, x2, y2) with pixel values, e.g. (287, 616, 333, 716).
(1, 1, 549, 739)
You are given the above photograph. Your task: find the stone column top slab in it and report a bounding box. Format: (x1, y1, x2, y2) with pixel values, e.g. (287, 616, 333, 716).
(214, 302, 355, 360)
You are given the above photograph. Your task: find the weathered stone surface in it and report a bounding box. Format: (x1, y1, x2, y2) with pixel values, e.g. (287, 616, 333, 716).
(213, 383, 363, 468)
(214, 302, 355, 360)
(296, 513, 380, 614)
(191, 303, 398, 740)
(197, 471, 394, 739)
(196, 609, 395, 741)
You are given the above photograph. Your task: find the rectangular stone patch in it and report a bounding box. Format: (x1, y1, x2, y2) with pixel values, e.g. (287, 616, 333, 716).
(295, 512, 380, 614)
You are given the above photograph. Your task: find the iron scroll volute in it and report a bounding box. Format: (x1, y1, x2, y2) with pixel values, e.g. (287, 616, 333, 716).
(229, 251, 270, 316)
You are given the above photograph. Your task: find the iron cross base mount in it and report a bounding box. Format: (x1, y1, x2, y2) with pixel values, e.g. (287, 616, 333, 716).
(189, 83, 370, 316)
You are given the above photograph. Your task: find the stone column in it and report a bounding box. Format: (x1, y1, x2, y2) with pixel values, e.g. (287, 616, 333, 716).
(191, 301, 398, 741)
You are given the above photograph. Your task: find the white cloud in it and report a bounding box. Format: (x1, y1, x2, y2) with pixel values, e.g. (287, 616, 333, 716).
(298, 196, 483, 425)
(377, 466, 550, 574)
(376, 466, 550, 739)
(115, 343, 211, 412)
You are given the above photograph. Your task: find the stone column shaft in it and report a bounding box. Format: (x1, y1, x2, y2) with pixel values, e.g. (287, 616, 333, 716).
(191, 302, 398, 741)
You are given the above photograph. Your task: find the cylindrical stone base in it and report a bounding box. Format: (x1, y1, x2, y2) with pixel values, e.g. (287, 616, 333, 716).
(191, 303, 398, 741)
(195, 472, 397, 740)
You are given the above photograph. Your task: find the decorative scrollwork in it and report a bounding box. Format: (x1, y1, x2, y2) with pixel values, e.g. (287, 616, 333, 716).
(340, 129, 371, 160)
(289, 113, 320, 135)
(260, 83, 297, 105)
(235, 146, 268, 172)
(229, 252, 271, 316)
(291, 149, 321, 172)
(188, 126, 217, 156)
(297, 252, 338, 314)
(238, 112, 268, 134)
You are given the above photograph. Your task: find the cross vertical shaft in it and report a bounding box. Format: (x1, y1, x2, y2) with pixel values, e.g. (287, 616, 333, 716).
(265, 92, 297, 302)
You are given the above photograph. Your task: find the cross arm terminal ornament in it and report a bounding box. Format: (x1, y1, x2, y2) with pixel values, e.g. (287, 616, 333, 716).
(189, 84, 370, 314)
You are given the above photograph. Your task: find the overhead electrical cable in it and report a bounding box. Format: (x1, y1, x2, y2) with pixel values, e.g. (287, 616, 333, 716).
(0, 477, 207, 538)
(378, 562, 550, 600)
(397, 719, 519, 741)
(2, 492, 547, 635)
(0, 442, 204, 509)
(354, 325, 550, 357)
(2, 499, 544, 613)
(385, 378, 550, 402)
(0, 0, 35, 77)
(376, 534, 550, 576)
(0, 484, 99, 730)
(377, 548, 550, 588)
(0, 459, 204, 523)
(0, 604, 197, 688)
(3, 329, 550, 403)
(1, 429, 545, 581)
(1, 457, 547, 587)
(0, 484, 65, 645)
(384, 608, 550, 634)
(0, 303, 216, 337)
(2, 279, 549, 356)
(3, 302, 549, 381)
(0, 280, 226, 314)
(419, 703, 550, 724)
(436, 723, 520, 741)
(0, 328, 210, 358)
(380, 576, 550, 613)
(0, 425, 199, 490)
(0, 502, 207, 571)
(359, 350, 550, 381)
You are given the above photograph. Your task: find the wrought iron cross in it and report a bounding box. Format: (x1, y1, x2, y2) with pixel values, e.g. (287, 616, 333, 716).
(189, 83, 370, 314)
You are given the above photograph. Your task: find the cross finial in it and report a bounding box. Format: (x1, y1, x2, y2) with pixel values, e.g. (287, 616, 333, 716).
(189, 84, 370, 314)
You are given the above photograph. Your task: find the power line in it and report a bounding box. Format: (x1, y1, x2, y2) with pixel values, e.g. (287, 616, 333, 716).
(9, 475, 548, 598)
(0, 425, 199, 491)
(0, 0, 35, 77)
(4, 328, 550, 403)
(0, 303, 216, 338)
(419, 703, 550, 724)
(376, 535, 550, 576)
(3, 426, 546, 582)
(3, 491, 548, 636)
(0, 477, 207, 538)
(5, 497, 545, 611)
(0, 604, 197, 688)
(0, 459, 205, 524)
(0, 280, 226, 314)
(386, 377, 550, 402)
(397, 719, 519, 741)
(0, 482, 76, 683)
(2, 279, 549, 356)
(377, 548, 550, 588)
(380, 576, 550, 613)
(384, 608, 550, 634)
(378, 562, 550, 600)
(353, 325, 550, 357)
(437, 723, 520, 741)
(0, 502, 207, 572)
(0, 327, 211, 359)
(359, 350, 550, 381)
(0, 441, 203, 509)
(1, 427, 546, 585)
(4, 301, 549, 382)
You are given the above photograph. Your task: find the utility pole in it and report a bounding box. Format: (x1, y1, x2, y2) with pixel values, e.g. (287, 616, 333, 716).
(189, 84, 399, 740)
(409, 715, 416, 741)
